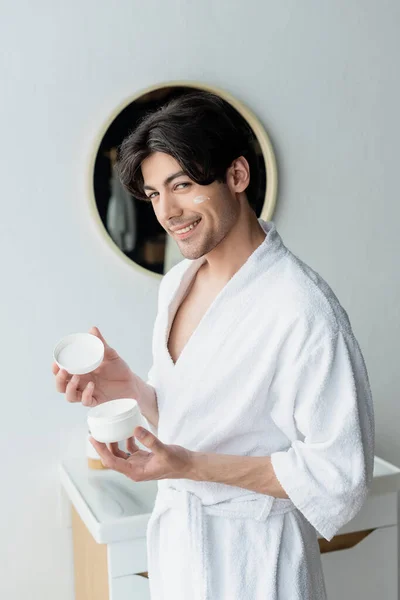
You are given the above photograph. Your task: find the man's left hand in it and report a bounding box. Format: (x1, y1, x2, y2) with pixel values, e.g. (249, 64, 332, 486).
(89, 427, 194, 482)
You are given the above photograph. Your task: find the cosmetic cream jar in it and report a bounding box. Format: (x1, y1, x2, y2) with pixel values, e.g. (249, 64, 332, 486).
(87, 398, 141, 443)
(53, 333, 104, 375)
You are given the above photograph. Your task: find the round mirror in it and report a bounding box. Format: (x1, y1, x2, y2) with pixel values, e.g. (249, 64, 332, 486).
(90, 81, 278, 278)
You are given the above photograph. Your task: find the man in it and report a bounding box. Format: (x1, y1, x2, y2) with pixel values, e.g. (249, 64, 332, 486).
(53, 91, 374, 599)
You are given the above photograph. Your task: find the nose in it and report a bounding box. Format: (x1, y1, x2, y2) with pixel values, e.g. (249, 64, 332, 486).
(157, 190, 183, 223)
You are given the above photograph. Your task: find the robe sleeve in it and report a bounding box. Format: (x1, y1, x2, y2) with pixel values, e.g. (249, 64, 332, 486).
(270, 328, 375, 541)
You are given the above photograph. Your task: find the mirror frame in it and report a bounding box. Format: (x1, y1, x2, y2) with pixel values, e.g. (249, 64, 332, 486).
(88, 80, 278, 280)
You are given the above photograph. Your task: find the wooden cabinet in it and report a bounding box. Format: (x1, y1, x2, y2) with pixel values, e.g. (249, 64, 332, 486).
(71, 507, 150, 600)
(71, 506, 109, 600)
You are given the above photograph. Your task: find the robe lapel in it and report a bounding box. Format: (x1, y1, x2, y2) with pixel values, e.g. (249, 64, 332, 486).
(160, 250, 259, 399)
(158, 219, 287, 401)
(164, 255, 206, 371)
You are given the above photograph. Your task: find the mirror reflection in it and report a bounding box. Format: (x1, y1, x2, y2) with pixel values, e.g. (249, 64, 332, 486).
(92, 85, 268, 275)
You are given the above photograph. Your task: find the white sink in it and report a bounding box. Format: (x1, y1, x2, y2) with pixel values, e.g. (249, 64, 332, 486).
(60, 458, 157, 543)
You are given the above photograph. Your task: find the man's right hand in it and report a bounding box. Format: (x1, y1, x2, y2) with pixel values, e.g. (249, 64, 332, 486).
(52, 326, 137, 407)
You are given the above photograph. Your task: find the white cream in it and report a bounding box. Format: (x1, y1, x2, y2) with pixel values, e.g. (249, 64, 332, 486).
(53, 333, 105, 375)
(193, 195, 210, 204)
(58, 344, 98, 371)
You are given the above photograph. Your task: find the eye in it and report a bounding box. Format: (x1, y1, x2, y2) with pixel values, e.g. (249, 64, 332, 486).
(145, 191, 158, 201)
(174, 182, 191, 191)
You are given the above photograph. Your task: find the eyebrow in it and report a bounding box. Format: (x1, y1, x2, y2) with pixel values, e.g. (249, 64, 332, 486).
(143, 170, 187, 191)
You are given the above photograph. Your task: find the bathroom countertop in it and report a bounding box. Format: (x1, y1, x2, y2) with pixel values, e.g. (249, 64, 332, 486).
(59, 455, 400, 544)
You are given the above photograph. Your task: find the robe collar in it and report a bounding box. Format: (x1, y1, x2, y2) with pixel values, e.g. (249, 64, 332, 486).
(162, 219, 287, 372)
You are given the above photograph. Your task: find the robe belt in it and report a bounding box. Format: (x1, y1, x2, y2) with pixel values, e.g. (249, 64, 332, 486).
(147, 486, 296, 600)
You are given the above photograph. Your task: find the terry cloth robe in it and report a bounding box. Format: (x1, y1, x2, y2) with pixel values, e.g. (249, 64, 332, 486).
(142, 218, 375, 600)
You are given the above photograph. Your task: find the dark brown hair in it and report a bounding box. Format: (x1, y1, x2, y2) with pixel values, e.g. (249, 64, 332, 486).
(116, 90, 260, 210)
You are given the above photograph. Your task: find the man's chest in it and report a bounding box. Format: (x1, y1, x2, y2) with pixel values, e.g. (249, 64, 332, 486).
(167, 270, 225, 365)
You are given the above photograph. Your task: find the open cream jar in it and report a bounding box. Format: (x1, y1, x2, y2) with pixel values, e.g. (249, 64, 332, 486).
(53, 333, 104, 375)
(87, 398, 141, 443)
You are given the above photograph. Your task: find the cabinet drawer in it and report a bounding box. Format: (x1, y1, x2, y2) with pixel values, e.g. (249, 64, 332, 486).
(108, 538, 148, 577)
(110, 574, 150, 600)
(333, 492, 398, 535)
(321, 526, 398, 600)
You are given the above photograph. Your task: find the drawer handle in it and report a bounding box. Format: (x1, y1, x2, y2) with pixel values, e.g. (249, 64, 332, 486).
(136, 571, 149, 578)
(318, 528, 375, 554)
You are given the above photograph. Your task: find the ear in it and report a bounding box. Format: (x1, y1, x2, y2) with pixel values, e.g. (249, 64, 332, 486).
(226, 156, 250, 194)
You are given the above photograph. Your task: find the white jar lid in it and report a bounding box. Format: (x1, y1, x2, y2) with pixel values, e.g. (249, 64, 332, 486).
(53, 333, 105, 375)
(88, 398, 139, 424)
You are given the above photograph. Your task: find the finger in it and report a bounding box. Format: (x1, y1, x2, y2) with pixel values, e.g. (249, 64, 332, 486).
(52, 362, 60, 375)
(89, 326, 119, 362)
(109, 442, 130, 459)
(109, 442, 119, 455)
(133, 427, 165, 454)
(65, 374, 82, 403)
(89, 326, 110, 348)
(126, 436, 140, 454)
(81, 381, 96, 407)
(55, 368, 71, 394)
(90, 437, 127, 472)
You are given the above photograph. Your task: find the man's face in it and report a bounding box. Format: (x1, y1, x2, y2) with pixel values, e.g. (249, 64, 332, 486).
(141, 152, 239, 260)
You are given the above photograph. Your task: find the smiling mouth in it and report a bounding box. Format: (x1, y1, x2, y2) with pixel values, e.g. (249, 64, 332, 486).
(173, 218, 202, 237)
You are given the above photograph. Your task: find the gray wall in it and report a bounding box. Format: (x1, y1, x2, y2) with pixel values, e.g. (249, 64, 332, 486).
(1, 1, 398, 597)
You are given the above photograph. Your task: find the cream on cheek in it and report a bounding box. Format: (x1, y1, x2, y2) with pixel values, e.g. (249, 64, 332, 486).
(193, 195, 211, 204)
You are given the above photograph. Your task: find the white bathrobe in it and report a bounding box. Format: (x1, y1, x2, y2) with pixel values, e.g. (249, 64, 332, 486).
(143, 219, 375, 600)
